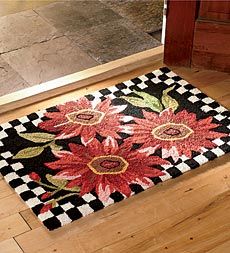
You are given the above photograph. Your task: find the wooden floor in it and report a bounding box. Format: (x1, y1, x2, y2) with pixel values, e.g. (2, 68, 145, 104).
(0, 64, 229, 253)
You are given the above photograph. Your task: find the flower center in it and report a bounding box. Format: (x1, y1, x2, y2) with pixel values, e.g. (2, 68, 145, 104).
(152, 123, 193, 141)
(66, 109, 105, 125)
(163, 127, 181, 136)
(88, 155, 129, 175)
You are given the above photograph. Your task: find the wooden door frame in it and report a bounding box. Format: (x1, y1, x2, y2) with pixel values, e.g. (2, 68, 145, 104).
(164, 0, 200, 66)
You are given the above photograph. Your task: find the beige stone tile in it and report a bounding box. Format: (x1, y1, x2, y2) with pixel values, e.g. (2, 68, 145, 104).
(0, 9, 61, 53)
(35, 0, 122, 34)
(68, 19, 161, 63)
(102, 0, 164, 33)
(0, 56, 29, 96)
(2, 36, 98, 85)
(0, 0, 57, 17)
(149, 30, 162, 42)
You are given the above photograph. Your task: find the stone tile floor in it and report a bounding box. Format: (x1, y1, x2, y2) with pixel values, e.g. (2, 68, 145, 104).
(0, 0, 163, 96)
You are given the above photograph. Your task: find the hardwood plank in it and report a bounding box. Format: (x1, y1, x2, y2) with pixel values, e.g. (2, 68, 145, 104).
(0, 194, 27, 219)
(93, 191, 230, 253)
(201, 80, 230, 100)
(219, 94, 230, 109)
(0, 213, 30, 242)
(20, 210, 41, 230)
(206, 240, 230, 253)
(35, 240, 86, 253)
(172, 67, 230, 88)
(0, 180, 14, 199)
(0, 46, 163, 114)
(131, 192, 230, 253)
(0, 239, 23, 253)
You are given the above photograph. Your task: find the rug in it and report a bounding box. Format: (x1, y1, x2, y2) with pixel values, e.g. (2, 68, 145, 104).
(0, 67, 229, 230)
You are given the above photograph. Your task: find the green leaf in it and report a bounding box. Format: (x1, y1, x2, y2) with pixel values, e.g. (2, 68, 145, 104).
(162, 86, 175, 95)
(162, 86, 179, 112)
(46, 174, 67, 188)
(133, 91, 163, 112)
(50, 143, 63, 151)
(18, 132, 55, 143)
(121, 96, 147, 108)
(13, 146, 44, 159)
(122, 91, 164, 112)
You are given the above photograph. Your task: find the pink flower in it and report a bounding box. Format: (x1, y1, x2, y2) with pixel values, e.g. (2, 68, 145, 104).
(123, 109, 228, 161)
(38, 97, 127, 143)
(45, 137, 168, 201)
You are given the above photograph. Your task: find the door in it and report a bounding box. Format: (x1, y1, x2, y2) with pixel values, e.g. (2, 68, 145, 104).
(164, 0, 230, 72)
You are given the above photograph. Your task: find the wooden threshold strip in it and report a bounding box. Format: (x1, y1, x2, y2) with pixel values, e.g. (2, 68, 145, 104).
(0, 46, 163, 114)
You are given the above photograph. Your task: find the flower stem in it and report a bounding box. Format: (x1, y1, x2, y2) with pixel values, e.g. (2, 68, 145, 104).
(38, 181, 58, 190)
(43, 140, 54, 148)
(50, 188, 61, 196)
(55, 192, 77, 202)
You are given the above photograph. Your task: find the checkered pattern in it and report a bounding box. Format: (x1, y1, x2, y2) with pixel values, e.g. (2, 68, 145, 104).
(0, 67, 229, 230)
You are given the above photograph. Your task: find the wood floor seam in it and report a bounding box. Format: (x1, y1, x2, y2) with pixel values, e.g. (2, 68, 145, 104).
(13, 237, 25, 253)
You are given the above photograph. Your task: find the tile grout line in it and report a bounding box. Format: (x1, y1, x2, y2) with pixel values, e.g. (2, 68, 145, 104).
(32, 7, 62, 34)
(0, 4, 65, 56)
(0, 58, 30, 93)
(0, 32, 65, 91)
(0, 34, 65, 56)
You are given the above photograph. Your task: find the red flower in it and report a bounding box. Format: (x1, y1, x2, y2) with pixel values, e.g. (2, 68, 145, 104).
(40, 203, 53, 213)
(41, 192, 52, 200)
(45, 137, 167, 201)
(38, 97, 128, 143)
(29, 172, 41, 181)
(123, 109, 228, 161)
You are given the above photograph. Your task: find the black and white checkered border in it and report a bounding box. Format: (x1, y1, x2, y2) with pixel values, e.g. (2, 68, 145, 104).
(159, 137, 230, 181)
(0, 67, 229, 230)
(86, 67, 229, 118)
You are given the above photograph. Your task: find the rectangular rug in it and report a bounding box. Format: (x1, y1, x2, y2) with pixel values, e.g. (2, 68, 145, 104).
(0, 67, 229, 230)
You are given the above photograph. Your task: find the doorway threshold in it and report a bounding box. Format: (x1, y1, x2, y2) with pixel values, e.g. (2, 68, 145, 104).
(0, 45, 163, 114)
